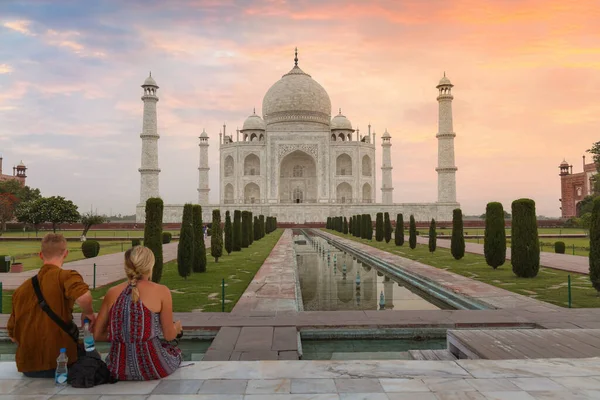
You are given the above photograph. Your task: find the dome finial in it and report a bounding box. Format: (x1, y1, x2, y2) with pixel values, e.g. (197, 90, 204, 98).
(339, 108, 342, 115)
(294, 47, 298, 67)
(149, 71, 152, 77)
(443, 71, 445, 77)
(253, 107, 256, 114)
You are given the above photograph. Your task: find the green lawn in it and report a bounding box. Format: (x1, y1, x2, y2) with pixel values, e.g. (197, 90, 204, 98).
(0, 230, 180, 238)
(1, 229, 283, 314)
(435, 227, 587, 236)
(0, 240, 133, 271)
(326, 230, 600, 309)
(464, 237, 590, 256)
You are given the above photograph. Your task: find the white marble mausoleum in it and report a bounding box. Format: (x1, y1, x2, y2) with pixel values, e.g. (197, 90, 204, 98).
(136, 50, 460, 223)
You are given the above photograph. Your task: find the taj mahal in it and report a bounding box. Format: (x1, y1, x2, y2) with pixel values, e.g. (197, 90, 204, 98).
(135, 50, 460, 223)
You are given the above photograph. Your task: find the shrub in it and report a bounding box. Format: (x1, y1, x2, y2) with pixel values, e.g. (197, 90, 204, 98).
(484, 202, 506, 269)
(177, 204, 194, 279)
(211, 209, 223, 262)
(451, 209, 465, 260)
(259, 215, 265, 239)
(555, 241, 566, 254)
(206, 228, 212, 236)
(81, 240, 100, 258)
(366, 214, 373, 240)
(343, 217, 348, 234)
(375, 212, 384, 241)
(144, 197, 164, 282)
(384, 212, 392, 243)
(348, 216, 353, 234)
(192, 205, 207, 273)
(233, 210, 242, 250)
(356, 214, 362, 237)
(428, 219, 436, 252)
(409, 215, 417, 249)
(162, 232, 172, 244)
(590, 197, 600, 291)
(225, 211, 233, 254)
(241, 211, 250, 248)
(511, 199, 540, 278)
(132, 238, 141, 247)
(395, 214, 404, 246)
(254, 216, 260, 241)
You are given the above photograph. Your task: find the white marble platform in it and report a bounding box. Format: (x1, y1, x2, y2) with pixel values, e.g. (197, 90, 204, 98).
(3, 358, 600, 399)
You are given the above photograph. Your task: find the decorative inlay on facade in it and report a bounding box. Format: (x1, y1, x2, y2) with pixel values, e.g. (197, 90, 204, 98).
(277, 144, 318, 162)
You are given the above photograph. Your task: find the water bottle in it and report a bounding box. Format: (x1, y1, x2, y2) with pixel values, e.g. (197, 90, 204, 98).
(83, 318, 95, 352)
(55, 348, 68, 386)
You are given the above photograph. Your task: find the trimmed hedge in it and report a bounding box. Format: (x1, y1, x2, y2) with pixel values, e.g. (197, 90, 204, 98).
(375, 212, 384, 242)
(233, 210, 242, 251)
(555, 241, 566, 254)
(409, 215, 417, 249)
(451, 209, 465, 260)
(395, 214, 404, 246)
(590, 197, 600, 291)
(225, 210, 233, 254)
(249, 212, 254, 246)
(428, 219, 436, 252)
(484, 202, 506, 269)
(192, 205, 207, 272)
(132, 238, 141, 247)
(259, 215, 265, 239)
(162, 232, 172, 244)
(241, 211, 250, 248)
(177, 204, 194, 279)
(384, 212, 392, 243)
(144, 197, 164, 282)
(511, 199, 540, 278)
(82, 240, 100, 258)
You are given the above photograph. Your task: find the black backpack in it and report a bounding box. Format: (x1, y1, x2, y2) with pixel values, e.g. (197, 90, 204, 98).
(32, 275, 117, 388)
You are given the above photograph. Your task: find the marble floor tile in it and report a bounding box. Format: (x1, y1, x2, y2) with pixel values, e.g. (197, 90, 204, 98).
(526, 391, 595, 400)
(379, 378, 430, 392)
(0, 396, 53, 400)
(458, 359, 600, 379)
(334, 379, 383, 393)
(386, 393, 437, 400)
(246, 379, 291, 394)
(291, 379, 337, 394)
(338, 394, 388, 400)
(51, 396, 102, 400)
(509, 378, 567, 392)
(148, 396, 243, 400)
(464, 379, 520, 392)
(424, 378, 475, 392)
(0, 380, 27, 395)
(198, 379, 248, 394)
(10, 380, 63, 396)
(551, 377, 600, 390)
(151, 379, 204, 394)
(433, 392, 487, 400)
(243, 395, 339, 400)
(480, 392, 536, 400)
(97, 396, 149, 400)
(0, 363, 26, 380)
(581, 390, 600, 399)
(60, 381, 159, 395)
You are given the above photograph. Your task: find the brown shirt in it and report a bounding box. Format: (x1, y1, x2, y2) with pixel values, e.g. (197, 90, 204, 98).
(7, 264, 89, 372)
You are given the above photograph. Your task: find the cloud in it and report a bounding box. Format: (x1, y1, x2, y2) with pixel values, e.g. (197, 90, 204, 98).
(0, 64, 13, 74)
(2, 20, 35, 35)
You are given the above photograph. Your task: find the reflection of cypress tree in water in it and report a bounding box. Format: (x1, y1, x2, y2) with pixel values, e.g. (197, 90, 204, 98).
(362, 265, 377, 306)
(299, 254, 317, 304)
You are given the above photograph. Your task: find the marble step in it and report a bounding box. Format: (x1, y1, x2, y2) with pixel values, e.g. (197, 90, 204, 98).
(409, 349, 457, 361)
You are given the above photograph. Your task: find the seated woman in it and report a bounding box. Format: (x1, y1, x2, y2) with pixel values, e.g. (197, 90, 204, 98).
(94, 246, 183, 380)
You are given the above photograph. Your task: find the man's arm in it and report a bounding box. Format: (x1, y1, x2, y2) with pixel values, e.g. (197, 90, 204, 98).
(76, 291, 96, 329)
(7, 310, 16, 343)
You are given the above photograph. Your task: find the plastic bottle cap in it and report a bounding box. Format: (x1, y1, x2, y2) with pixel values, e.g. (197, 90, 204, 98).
(84, 318, 89, 323)
(60, 348, 66, 353)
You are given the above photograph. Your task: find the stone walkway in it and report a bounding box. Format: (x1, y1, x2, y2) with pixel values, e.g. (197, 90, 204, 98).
(4, 358, 600, 399)
(415, 235, 590, 275)
(0, 238, 211, 290)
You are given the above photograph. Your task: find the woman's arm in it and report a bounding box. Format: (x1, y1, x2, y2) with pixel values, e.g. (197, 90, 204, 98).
(93, 288, 114, 342)
(159, 286, 181, 341)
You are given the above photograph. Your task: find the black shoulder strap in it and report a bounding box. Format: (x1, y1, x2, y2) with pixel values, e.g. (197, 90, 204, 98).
(31, 275, 79, 344)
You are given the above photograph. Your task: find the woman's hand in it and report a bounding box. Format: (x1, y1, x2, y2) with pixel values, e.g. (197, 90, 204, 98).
(174, 320, 183, 335)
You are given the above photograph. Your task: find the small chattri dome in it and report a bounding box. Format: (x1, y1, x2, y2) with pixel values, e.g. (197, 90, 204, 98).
(17, 160, 25, 167)
(200, 129, 209, 138)
(382, 129, 391, 138)
(331, 109, 353, 131)
(241, 110, 266, 131)
(142, 72, 158, 87)
(437, 72, 452, 87)
(560, 159, 569, 166)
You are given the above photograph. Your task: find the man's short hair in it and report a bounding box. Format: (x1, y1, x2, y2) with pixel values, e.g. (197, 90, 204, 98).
(41, 233, 67, 259)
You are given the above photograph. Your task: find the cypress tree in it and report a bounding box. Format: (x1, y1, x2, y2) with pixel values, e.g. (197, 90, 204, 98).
(224, 210, 233, 255)
(451, 209, 465, 260)
(366, 214, 373, 240)
(589, 197, 600, 292)
(395, 213, 404, 246)
(192, 205, 207, 272)
(484, 202, 506, 269)
(211, 209, 223, 262)
(511, 199, 539, 278)
(260, 215, 265, 238)
(254, 216, 260, 241)
(343, 217, 348, 234)
(409, 215, 417, 249)
(348, 216, 352, 235)
(177, 203, 194, 279)
(144, 197, 164, 283)
(357, 214, 362, 237)
(375, 212, 384, 241)
(428, 218, 437, 252)
(233, 210, 242, 251)
(384, 212, 392, 243)
(241, 211, 249, 248)
(360, 214, 366, 239)
(249, 212, 254, 245)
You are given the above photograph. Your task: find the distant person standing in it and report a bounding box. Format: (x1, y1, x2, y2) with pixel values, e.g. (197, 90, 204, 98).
(203, 225, 207, 240)
(7, 234, 96, 378)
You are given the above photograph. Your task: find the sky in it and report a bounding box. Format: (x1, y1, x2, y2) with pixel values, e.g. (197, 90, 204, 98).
(1, 0, 599, 218)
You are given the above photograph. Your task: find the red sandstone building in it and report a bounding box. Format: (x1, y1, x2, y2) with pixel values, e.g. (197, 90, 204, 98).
(559, 156, 597, 218)
(0, 154, 27, 185)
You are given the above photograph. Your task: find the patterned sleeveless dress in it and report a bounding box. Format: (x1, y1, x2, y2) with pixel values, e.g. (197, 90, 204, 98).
(105, 285, 182, 381)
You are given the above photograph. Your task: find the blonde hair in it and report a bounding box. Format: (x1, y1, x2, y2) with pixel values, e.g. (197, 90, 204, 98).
(41, 233, 67, 259)
(124, 246, 155, 302)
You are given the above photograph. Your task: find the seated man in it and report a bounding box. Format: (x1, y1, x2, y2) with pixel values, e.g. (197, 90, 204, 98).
(7, 233, 95, 378)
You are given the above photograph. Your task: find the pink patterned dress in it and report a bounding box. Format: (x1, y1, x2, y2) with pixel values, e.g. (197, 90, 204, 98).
(105, 285, 182, 381)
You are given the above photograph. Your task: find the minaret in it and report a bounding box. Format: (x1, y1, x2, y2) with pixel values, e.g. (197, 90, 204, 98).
(381, 129, 393, 204)
(139, 72, 161, 204)
(198, 129, 210, 205)
(436, 73, 457, 203)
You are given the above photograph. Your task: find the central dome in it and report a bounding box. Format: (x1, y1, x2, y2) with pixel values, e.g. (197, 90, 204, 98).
(262, 62, 331, 126)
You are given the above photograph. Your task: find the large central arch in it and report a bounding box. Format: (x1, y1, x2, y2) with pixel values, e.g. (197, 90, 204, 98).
(279, 150, 317, 203)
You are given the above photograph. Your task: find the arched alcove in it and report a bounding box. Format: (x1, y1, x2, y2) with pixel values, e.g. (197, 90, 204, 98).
(362, 183, 372, 203)
(336, 182, 352, 203)
(224, 183, 234, 204)
(224, 155, 234, 177)
(244, 182, 260, 204)
(244, 154, 260, 176)
(362, 155, 372, 176)
(336, 153, 352, 176)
